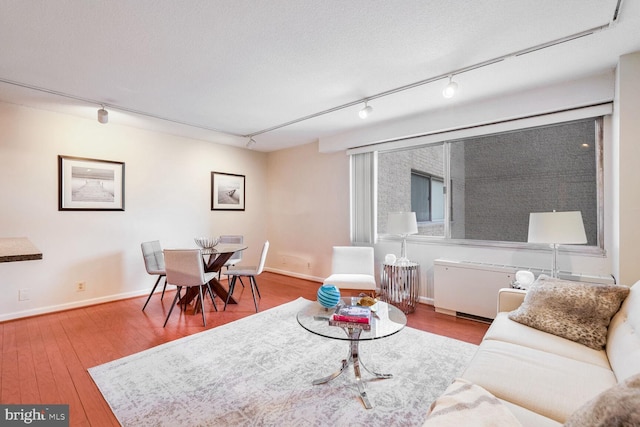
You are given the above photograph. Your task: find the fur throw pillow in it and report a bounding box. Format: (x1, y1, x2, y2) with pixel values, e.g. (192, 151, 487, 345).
(508, 275, 629, 350)
(564, 373, 640, 426)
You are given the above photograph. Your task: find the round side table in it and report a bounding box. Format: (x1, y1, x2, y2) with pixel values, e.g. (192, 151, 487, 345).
(380, 261, 420, 314)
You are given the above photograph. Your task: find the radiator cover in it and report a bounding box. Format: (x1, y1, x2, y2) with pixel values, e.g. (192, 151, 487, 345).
(433, 259, 614, 320)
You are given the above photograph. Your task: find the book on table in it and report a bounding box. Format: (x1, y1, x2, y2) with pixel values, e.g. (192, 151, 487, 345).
(331, 305, 372, 324)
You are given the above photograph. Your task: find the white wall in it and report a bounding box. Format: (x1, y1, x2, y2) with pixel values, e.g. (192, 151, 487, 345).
(266, 141, 351, 280)
(615, 51, 640, 285)
(0, 102, 268, 321)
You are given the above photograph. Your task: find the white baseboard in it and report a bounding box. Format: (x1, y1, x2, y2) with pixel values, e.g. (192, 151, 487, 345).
(0, 289, 153, 323)
(264, 267, 324, 283)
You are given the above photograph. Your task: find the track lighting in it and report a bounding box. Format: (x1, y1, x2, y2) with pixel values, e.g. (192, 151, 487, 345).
(97, 106, 108, 124)
(359, 101, 373, 119)
(246, 137, 256, 149)
(442, 76, 458, 99)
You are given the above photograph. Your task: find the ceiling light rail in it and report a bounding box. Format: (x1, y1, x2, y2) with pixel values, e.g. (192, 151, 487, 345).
(246, 22, 616, 139)
(0, 77, 244, 136)
(0, 0, 623, 145)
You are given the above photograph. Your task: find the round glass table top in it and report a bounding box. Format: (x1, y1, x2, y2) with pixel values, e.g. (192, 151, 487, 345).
(296, 297, 407, 341)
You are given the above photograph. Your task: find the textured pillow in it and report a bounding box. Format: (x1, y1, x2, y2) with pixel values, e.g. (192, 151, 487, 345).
(508, 275, 629, 350)
(424, 378, 523, 426)
(564, 373, 640, 426)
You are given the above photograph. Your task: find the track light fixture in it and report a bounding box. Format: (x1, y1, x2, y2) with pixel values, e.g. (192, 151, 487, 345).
(442, 76, 458, 99)
(97, 105, 108, 124)
(246, 137, 256, 149)
(359, 101, 373, 119)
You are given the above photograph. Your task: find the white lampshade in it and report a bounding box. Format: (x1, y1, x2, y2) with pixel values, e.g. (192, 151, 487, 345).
(527, 211, 587, 244)
(387, 212, 418, 236)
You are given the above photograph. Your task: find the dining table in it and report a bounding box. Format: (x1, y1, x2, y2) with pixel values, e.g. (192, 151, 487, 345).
(179, 243, 247, 311)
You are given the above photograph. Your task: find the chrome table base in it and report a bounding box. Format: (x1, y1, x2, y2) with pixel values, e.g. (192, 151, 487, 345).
(312, 327, 392, 409)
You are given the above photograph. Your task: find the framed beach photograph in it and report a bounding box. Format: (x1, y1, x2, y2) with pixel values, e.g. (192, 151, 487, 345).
(211, 171, 245, 211)
(58, 155, 125, 211)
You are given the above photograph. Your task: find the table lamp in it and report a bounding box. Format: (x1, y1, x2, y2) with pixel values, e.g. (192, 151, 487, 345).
(527, 210, 587, 278)
(387, 212, 418, 264)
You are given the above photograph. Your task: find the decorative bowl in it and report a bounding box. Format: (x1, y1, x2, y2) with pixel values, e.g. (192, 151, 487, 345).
(317, 284, 341, 309)
(194, 237, 220, 249)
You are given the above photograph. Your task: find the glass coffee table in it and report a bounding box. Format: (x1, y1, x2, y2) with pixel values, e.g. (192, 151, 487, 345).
(296, 297, 407, 409)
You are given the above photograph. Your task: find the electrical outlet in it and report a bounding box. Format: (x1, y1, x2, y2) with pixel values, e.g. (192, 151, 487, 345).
(18, 289, 30, 301)
(76, 281, 86, 292)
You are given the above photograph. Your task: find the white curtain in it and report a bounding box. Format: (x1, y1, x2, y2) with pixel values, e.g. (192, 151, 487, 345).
(350, 152, 376, 244)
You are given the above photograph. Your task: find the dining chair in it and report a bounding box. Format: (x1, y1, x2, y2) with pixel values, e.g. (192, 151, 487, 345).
(224, 240, 270, 312)
(217, 235, 244, 285)
(141, 240, 167, 311)
(323, 246, 377, 297)
(163, 249, 218, 327)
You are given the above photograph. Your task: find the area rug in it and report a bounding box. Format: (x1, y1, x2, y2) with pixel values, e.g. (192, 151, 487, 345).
(88, 297, 478, 426)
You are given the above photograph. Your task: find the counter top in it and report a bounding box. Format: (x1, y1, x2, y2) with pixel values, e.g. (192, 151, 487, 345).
(0, 237, 43, 263)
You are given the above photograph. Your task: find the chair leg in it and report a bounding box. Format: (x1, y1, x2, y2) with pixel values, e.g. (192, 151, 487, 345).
(252, 276, 261, 298)
(249, 276, 259, 312)
(160, 275, 167, 300)
(163, 286, 182, 327)
(198, 285, 207, 327)
(142, 275, 163, 311)
(206, 283, 218, 311)
(224, 276, 237, 310)
(238, 276, 246, 288)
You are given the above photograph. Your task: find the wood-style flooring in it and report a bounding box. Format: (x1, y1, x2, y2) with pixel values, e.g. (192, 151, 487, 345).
(0, 272, 489, 426)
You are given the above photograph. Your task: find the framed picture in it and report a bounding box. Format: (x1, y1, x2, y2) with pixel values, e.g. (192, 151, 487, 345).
(58, 155, 125, 211)
(211, 171, 245, 211)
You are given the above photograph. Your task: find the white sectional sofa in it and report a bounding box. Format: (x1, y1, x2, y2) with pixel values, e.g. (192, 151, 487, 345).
(425, 276, 640, 426)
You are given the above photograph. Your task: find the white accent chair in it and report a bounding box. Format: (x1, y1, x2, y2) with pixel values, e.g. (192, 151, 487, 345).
(323, 246, 377, 296)
(141, 240, 167, 311)
(224, 241, 269, 312)
(163, 249, 218, 327)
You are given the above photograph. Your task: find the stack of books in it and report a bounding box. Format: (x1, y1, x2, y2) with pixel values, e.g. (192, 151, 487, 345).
(329, 305, 372, 330)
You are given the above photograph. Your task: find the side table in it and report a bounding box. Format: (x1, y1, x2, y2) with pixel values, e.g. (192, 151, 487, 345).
(380, 262, 420, 314)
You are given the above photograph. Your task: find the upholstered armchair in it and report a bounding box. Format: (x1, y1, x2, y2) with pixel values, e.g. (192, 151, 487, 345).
(323, 246, 377, 296)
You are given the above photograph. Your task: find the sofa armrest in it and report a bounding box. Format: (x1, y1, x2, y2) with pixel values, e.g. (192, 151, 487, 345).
(498, 288, 527, 313)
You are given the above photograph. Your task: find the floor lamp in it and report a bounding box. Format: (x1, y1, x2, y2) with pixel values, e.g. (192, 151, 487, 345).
(527, 211, 587, 278)
(387, 212, 418, 264)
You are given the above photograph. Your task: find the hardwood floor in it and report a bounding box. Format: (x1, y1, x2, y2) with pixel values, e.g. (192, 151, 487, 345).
(0, 272, 489, 426)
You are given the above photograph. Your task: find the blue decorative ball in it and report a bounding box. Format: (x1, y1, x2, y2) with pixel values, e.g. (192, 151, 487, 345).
(317, 284, 341, 308)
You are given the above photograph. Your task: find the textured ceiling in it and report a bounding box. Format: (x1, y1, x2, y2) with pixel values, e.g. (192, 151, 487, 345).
(0, 0, 638, 151)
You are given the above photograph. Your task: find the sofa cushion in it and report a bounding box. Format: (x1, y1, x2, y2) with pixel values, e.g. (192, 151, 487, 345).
(563, 373, 640, 427)
(462, 340, 617, 423)
(606, 282, 640, 382)
(485, 313, 610, 369)
(507, 275, 629, 350)
(423, 378, 522, 426)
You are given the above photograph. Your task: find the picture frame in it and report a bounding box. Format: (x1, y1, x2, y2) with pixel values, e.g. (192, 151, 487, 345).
(58, 155, 125, 211)
(211, 171, 245, 211)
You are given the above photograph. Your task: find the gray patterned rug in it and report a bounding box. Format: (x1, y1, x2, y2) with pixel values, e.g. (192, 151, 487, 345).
(88, 297, 477, 426)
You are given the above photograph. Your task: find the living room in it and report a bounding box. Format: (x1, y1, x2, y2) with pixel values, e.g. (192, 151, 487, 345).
(1, 1, 640, 425)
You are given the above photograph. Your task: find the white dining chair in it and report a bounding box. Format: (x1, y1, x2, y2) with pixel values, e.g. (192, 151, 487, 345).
(217, 235, 244, 284)
(224, 240, 269, 312)
(163, 249, 218, 327)
(323, 246, 377, 296)
(141, 240, 167, 311)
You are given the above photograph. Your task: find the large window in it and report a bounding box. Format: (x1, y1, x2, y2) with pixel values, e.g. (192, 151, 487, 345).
(374, 117, 603, 246)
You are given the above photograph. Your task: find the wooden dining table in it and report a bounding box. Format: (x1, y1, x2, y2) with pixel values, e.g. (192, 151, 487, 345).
(180, 243, 247, 311)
